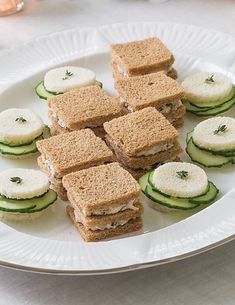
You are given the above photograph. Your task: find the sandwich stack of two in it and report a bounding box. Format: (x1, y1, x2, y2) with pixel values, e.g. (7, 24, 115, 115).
(115, 72, 186, 128)
(110, 37, 177, 81)
(63, 163, 143, 242)
(36, 129, 114, 200)
(104, 107, 182, 179)
(48, 85, 122, 138)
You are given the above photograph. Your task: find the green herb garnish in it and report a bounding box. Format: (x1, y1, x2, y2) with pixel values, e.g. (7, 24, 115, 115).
(62, 69, 73, 80)
(214, 124, 227, 135)
(15, 117, 27, 123)
(205, 75, 215, 84)
(10, 177, 23, 184)
(176, 171, 188, 179)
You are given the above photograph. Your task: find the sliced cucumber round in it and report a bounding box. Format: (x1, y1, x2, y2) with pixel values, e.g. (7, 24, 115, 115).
(189, 87, 235, 109)
(145, 185, 199, 210)
(35, 81, 58, 100)
(186, 138, 232, 167)
(138, 171, 149, 192)
(189, 182, 219, 204)
(0, 126, 50, 157)
(191, 96, 235, 117)
(0, 197, 36, 212)
(0, 189, 57, 214)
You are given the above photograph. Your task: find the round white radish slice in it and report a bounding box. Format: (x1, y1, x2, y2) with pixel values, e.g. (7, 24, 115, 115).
(193, 116, 235, 151)
(182, 72, 232, 104)
(0, 169, 49, 199)
(0, 108, 44, 145)
(152, 162, 208, 198)
(44, 66, 96, 93)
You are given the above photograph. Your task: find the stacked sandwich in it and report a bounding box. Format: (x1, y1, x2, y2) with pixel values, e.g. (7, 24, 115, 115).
(48, 85, 122, 138)
(104, 107, 182, 178)
(111, 37, 177, 81)
(63, 162, 143, 242)
(36, 129, 114, 200)
(114, 71, 186, 128)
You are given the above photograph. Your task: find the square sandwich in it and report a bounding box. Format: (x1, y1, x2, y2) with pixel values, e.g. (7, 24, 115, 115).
(48, 85, 122, 138)
(115, 72, 186, 128)
(110, 37, 177, 80)
(36, 129, 114, 200)
(104, 107, 182, 178)
(63, 162, 143, 242)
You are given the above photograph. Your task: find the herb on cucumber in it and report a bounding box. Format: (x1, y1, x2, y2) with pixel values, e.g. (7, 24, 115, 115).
(176, 170, 188, 179)
(205, 75, 215, 84)
(15, 117, 27, 123)
(10, 177, 22, 184)
(62, 69, 73, 80)
(214, 124, 227, 135)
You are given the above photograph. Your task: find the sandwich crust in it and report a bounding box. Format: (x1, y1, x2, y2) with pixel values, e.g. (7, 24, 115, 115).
(110, 37, 174, 75)
(67, 205, 143, 242)
(36, 129, 113, 177)
(48, 85, 122, 129)
(115, 72, 185, 110)
(62, 163, 141, 216)
(104, 107, 179, 156)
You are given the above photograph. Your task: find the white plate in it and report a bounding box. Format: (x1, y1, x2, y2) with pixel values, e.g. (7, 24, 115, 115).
(1, 22, 235, 275)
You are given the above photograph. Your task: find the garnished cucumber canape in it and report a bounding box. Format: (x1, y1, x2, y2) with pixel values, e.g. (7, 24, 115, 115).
(0, 169, 57, 221)
(182, 72, 235, 116)
(35, 66, 103, 100)
(0, 108, 50, 159)
(186, 117, 235, 167)
(138, 162, 218, 212)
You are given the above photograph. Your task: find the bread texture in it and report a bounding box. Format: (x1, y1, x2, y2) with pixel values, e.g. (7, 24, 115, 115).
(67, 205, 143, 242)
(110, 37, 174, 75)
(104, 107, 179, 156)
(115, 72, 185, 110)
(111, 60, 177, 80)
(48, 86, 122, 129)
(36, 129, 113, 177)
(62, 163, 140, 216)
(106, 135, 182, 169)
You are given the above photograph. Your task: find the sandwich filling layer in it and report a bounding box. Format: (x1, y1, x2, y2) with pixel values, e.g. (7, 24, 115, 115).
(41, 155, 56, 177)
(120, 97, 182, 114)
(82, 199, 139, 216)
(116, 62, 172, 77)
(74, 210, 130, 231)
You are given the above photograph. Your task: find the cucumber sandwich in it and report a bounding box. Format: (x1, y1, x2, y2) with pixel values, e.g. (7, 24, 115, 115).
(186, 116, 235, 167)
(0, 108, 50, 159)
(0, 168, 57, 221)
(35, 66, 103, 100)
(139, 162, 218, 212)
(182, 72, 235, 116)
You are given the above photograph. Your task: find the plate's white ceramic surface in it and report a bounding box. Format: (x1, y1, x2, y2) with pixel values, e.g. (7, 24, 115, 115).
(1, 22, 235, 275)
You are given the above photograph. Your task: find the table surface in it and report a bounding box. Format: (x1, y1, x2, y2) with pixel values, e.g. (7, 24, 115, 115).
(1, 0, 235, 304)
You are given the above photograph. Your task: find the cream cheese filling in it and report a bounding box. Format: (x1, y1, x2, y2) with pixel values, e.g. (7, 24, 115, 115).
(136, 143, 174, 157)
(117, 64, 172, 77)
(41, 155, 56, 176)
(84, 199, 139, 217)
(74, 210, 129, 231)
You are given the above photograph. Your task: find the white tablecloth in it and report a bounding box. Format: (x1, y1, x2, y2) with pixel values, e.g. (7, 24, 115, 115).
(1, 1, 235, 304)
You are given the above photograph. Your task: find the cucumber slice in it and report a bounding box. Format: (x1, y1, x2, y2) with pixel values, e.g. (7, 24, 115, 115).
(183, 100, 211, 113)
(189, 87, 235, 109)
(0, 126, 51, 157)
(138, 172, 150, 192)
(28, 189, 57, 213)
(192, 138, 235, 157)
(0, 189, 57, 214)
(186, 138, 232, 167)
(0, 196, 36, 212)
(189, 182, 218, 204)
(145, 185, 199, 210)
(35, 81, 58, 100)
(191, 96, 235, 117)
